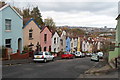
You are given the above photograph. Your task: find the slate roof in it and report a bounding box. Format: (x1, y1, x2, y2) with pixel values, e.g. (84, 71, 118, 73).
(0, 4, 22, 19)
(22, 18, 41, 29)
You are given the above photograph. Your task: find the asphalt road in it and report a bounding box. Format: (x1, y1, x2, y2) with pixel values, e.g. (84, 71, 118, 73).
(2, 57, 96, 79)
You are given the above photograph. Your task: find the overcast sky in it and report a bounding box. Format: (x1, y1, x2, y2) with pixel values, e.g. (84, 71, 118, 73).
(5, 0, 120, 28)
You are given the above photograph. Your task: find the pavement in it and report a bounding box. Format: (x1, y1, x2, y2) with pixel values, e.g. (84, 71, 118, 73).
(2, 58, 33, 65)
(2, 56, 61, 66)
(77, 58, 119, 79)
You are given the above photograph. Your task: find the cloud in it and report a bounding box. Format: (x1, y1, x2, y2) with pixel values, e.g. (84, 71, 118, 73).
(42, 11, 117, 28)
(6, 0, 118, 28)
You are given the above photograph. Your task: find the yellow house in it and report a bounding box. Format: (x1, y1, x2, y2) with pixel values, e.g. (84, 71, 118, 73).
(23, 18, 41, 51)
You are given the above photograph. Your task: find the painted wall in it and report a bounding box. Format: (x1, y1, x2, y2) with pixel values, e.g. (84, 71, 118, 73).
(74, 38, 78, 50)
(51, 32, 60, 52)
(40, 27, 52, 51)
(23, 19, 41, 51)
(0, 5, 23, 53)
(66, 37, 71, 52)
(82, 41, 88, 52)
(59, 31, 66, 52)
(0, 11, 2, 47)
(77, 37, 81, 51)
(70, 38, 74, 53)
(109, 16, 120, 61)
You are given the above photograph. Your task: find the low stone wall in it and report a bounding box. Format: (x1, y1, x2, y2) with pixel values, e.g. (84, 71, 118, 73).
(10, 52, 29, 60)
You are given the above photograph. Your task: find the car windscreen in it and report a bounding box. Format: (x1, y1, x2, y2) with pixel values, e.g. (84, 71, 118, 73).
(34, 52, 43, 55)
(64, 53, 69, 54)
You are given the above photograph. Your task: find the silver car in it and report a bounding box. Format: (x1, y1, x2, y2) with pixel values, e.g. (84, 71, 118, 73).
(33, 51, 54, 63)
(91, 54, 99, 62)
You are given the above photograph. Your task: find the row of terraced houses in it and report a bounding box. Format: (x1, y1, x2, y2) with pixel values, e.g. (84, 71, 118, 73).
(0, 4, 106, 55)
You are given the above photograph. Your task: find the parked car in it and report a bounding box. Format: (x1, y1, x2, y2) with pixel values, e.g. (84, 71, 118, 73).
(74, 51, 83, 58)
(61, 52, 74, 59)
(97, 52, 103, 59)
(33, 51, 54, 63)
(86, 53, 91, 57)
(82, 53, 85, 57)
(91, 53, 99, 62)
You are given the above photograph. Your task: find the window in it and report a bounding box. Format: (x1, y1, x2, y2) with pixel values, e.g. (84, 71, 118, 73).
(49, 46, 51, 51)
(71, 43, 73, 47)
(54, 38, 56, 44)
(45, 52, 48, 55)
(57, 37, 59, 43)
(34, 52, 43, 55)
(44, 34, 47, 43)
(5, 39, 11, 48)
(29, 29, 33, 40)
(60, 39, 63, 45)
(44, 47, 47, 51)
(5, 19, 11, 30)
(54, 48, 56, 52)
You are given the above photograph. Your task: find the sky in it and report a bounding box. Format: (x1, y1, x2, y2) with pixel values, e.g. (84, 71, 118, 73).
(4, 0, 120, 28)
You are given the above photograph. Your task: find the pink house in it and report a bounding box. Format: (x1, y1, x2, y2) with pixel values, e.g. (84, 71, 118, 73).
(40, 26, 52, 51)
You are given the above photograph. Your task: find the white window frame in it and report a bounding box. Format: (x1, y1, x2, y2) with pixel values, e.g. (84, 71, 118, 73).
(5, 39, 11, 48)
(5, 19, 11, 31)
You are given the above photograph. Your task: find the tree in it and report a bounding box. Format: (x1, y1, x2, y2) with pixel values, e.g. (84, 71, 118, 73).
(23, 8, 31, 18)
(0, 1, 6, 8)
(31, 6, 44, 25)
(13, 7, 23, 16)
(44, 17, 56, 30)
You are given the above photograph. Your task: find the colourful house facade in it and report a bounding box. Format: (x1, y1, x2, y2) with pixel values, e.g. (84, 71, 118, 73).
(77, 37, 81, 52)
(40, 26, 52, 52)
(70, 38, 74, 53)
(66, 37, 71, 52)
(51, 32, 60, 52)
(109, 15, 120, 61)
(0, 4, 23, 53)
(60, 31, 66, 52)
(23, 18, 41, 51)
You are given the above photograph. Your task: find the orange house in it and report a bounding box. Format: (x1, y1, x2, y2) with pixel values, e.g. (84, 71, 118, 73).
(23, 18, 41, 51)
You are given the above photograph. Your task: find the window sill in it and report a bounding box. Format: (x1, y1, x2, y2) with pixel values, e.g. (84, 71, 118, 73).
(5, 30, 11, 32)
(29, 38, 33, 40)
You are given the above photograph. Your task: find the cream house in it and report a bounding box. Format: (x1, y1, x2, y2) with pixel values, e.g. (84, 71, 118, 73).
(59, 31, 66, 52)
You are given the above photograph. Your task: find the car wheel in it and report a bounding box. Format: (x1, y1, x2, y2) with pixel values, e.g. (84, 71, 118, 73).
(52, 58, 54, 61)
(44, 59, 47, 63)
(34, 61, 37, 63)
(97, 59, 99, 62)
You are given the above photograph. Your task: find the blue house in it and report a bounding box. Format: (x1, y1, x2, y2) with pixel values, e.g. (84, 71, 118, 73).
(0, 4, 23, 53)
(66, 37, 71, 52)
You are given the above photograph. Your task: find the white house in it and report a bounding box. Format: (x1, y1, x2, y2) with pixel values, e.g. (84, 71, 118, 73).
(51, 32, 60, 52)
(81, 39, 90, 52)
